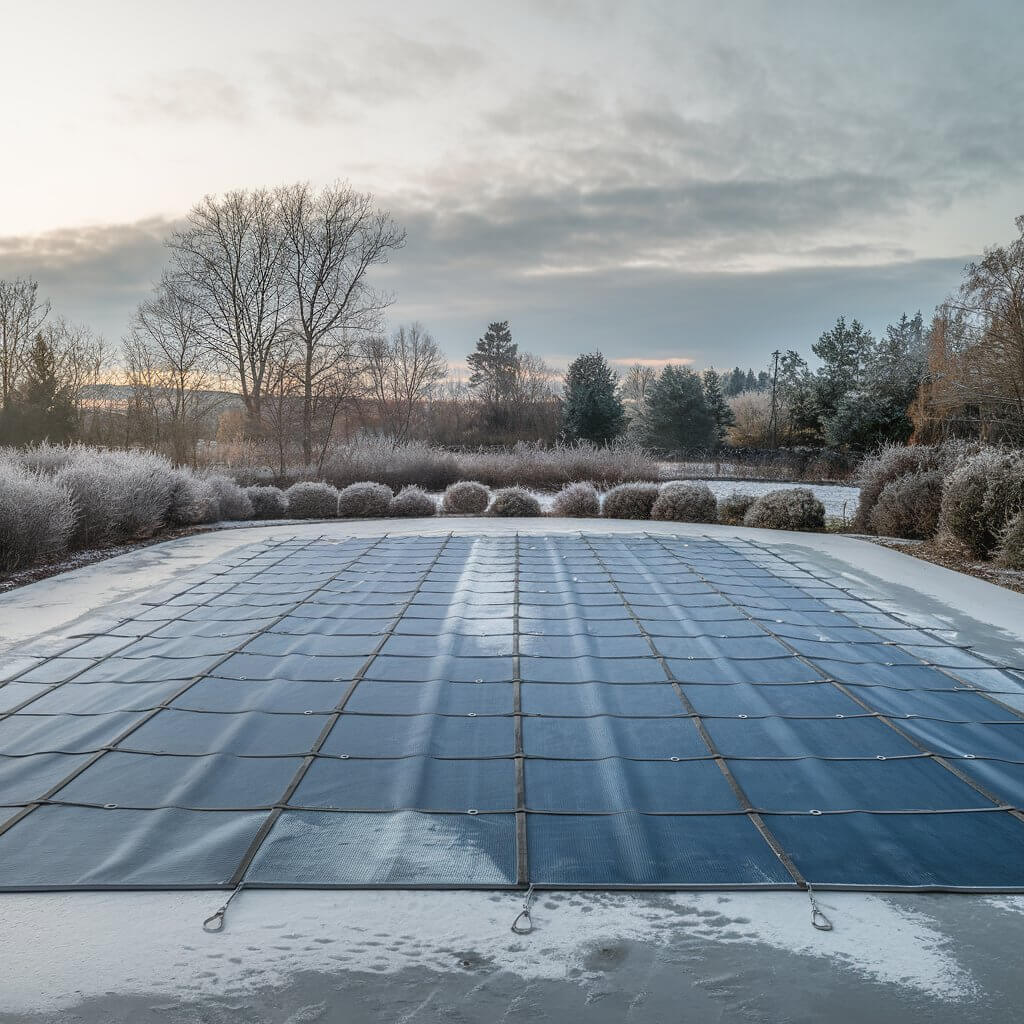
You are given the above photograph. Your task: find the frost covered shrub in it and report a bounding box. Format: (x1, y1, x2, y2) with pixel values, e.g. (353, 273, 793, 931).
(389, 486, 437, 518)
(442, 480, 490, 514)
(245, 485, 288, 519)
(0, 466, 75, 570)
(56, 451, 175, 545)
(939, 450, 1024, 557)
(489, 487, 542, 516)
(16, 442, 80, 475)
(869, 469, 944, 540)
(601, 483, 659, 520)
(337, 482, 392, 518)
(854, 444, 943, 532)
(996, 510, 1024, 570)
(168, 472, 219, 525)
(743, 488, 825, 531)
(205, 475, 253, 521)
(551, 482, 601, 518)
(718, 492, 758, 526)
(651, 482, 717, 523)
(285, 481, 340, 519)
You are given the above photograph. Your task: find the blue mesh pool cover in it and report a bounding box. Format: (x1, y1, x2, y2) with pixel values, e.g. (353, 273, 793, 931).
(1, 532, 1023, 892)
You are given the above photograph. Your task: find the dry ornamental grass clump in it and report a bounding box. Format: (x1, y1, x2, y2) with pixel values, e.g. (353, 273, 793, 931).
(718, 492, 757, 526)
(488, 487, 542, 516)
(284, 481, 340, 519)
(743, 488, 825, 531)
(245, 485, 288, 519)
(551, 482, 601, 517)
(389, 486, 438, 518)
(601, 483, 660, 520)
(336, 482, 393, 518)
(442, 480, 490, 514)
(651, 482, 718, 523)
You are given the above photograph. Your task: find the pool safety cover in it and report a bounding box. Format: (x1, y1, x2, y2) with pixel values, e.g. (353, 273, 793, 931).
(1, 532, 1023, 892)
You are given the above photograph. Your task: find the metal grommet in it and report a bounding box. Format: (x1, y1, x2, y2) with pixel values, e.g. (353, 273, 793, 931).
(738, 713, 748, 719)
(474, 678, 483, 684)
(467, 712, 477, 717)
(103, 803, 118, 809)
(965, 753, 977, 759)
(670, 756, 681, 762)
(809, 809, 823, 816)
(835, 714, 845, 719)
(876, 755, 886, 760)
(467, 808, 479, 815)
(339, 753, 350, 759)
(884, 662, 894, 667)
(303, 710, 313, 715)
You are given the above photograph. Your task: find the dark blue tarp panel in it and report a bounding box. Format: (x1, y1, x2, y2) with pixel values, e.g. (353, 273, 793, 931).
(524, 758, 742, 812)
(0, 806, 266, 886)
(1, 531, 1022, 892)
(247, 810, 517, 885)
(292, 756, 516, 811)
(527, 813, 792, 886)
(764, 811, 1024, 887)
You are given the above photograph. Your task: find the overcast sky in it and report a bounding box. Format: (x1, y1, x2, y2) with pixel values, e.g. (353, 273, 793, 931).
(2, 0, 1021, 371)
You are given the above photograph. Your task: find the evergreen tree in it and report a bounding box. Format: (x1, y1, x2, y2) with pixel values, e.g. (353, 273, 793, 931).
(811, 315, 874, 424)
(744, 369, 757, 391)
(5, 333, 77, 443)
(466, 321, 520, 429)
(643, 365, 715, 453)
(725, 366, 746, 396)
(562, 351, 625, 443)
(756, 370, 770, 392)
(702, 369, 735, 448)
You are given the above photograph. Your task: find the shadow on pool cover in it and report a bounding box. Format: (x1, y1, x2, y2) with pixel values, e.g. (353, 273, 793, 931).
(1, 533, 1023, 891)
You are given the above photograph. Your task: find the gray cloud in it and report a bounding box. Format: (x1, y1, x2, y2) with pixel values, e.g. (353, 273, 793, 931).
(119, 70, 250, 122)
(0, 219, 173, 340)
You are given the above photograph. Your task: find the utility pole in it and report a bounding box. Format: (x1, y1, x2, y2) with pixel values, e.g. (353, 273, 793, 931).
(768, 349, 780, 449)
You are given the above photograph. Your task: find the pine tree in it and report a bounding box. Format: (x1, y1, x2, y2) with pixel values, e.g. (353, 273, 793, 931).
(562, 351, 625, 443)
(702, 369, 735, 448)
(466, 321, 520, 429)
(745, 369, 758, 391)
(7, 333, 77, 443)
(725, 366, 746, 396)
(643, 365, 715, 453)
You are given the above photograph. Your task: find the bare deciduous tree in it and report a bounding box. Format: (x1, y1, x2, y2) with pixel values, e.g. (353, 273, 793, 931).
(167, 189, 288, 431)
(124, 280, 221, 463)
(360, 322, 447, 442)
(277, 181, 405, 463)
(0, 277, 51, 409)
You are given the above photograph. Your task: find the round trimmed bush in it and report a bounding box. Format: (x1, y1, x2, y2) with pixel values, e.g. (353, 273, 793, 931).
(245, 485, 288, 519)
(442, 480, 490, 514)
(168, 472, 219, 525)
(651, 482, 717, 523)
(601, 483, 660, 520)
(996, 510, 1024, 570)
(389, 486, 438, 518)
(206, 474, 253, 521)
(854, 444, 939, 532)
(337, 482, 393, 518)
(551, 482, 601, 518)
(869, 469, 944, 540)
(0, 466, 75, 570)
(939, 450, 1024, 557)
(285, 481, 340, 519)
(488, 487, 542, 517)
(718, 492, 757, 526)
(743, 488, 825, 532)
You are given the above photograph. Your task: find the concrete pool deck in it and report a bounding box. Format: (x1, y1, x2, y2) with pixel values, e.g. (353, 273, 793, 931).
(1, 520, 1023, 1021)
